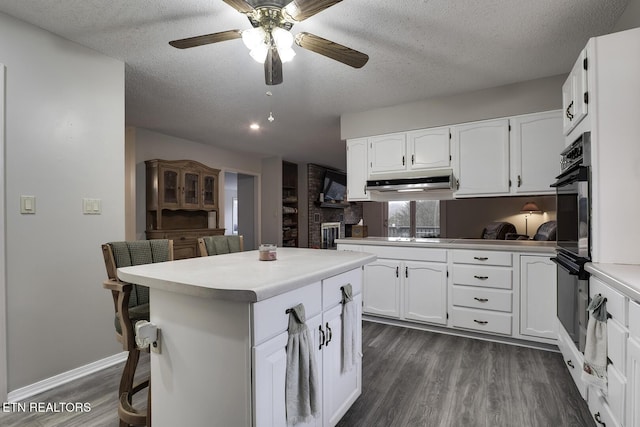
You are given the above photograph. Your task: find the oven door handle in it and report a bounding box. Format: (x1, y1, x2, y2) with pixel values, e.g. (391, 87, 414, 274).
(551, 166, 588, 188)
(551, 256, 590, 280)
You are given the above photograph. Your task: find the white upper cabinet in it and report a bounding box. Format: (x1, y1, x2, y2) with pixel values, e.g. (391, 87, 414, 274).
(452, 118, 510, 196)
(369, 133, 407, 174)
(562, 48, 588, 137)
(406, 126, 451, 170)
(346, 138, 370, 201)
(369, 128, 451, 175)
(509, 110, 564, 195)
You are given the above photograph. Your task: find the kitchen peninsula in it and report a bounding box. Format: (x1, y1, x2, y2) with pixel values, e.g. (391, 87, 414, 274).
(117, 248, 376, 427)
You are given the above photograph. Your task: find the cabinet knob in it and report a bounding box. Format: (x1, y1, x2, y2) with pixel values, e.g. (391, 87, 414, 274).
(325, 322, 332, 346)
(517, 175, 522, 187)
(318, 325, 325, 350)
(566, 360, 575, 369)
(594, 412, 605, 426)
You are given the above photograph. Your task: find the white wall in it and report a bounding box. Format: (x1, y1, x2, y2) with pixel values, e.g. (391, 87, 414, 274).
(614, 0, 640, 31)
(260, 157, 283, 246)
(0, 12, 125, 392)
(341, 75, 565, 140)
(132, 127, 264, 240)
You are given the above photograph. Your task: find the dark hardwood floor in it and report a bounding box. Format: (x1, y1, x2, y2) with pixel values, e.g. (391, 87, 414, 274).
(0, 321, 593, 426)
(337, 322, 594, 427)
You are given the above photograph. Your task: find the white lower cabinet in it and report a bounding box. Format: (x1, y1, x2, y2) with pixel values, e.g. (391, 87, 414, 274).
(363, 257, 447, 326)
(252, 268, 363, 427)
(520, 255, 557, 340)
(556, 319, 588, 399)
(450, 250, 514, 336)
(363, 260, 401, 318)
(628, 300, 640, 427)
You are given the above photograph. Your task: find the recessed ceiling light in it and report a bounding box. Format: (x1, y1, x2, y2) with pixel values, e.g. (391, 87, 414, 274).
(250, 123, 260, 130)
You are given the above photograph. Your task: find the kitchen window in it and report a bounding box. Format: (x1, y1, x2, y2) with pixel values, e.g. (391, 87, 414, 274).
(388, 200, 440, 238)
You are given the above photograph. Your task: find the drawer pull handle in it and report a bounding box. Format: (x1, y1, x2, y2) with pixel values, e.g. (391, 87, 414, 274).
(474, 297, 489, 303)
(473, 320, 488, 325)
(473, 275, 489, 280)
(473, 256, 488, 261)
(566, 360, 575, 369)
(594, 412, 605, 426)
(325, 322, 332, 346)
(319, 325, 325, 350)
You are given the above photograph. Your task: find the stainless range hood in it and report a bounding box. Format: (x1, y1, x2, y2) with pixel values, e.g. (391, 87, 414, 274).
(366, 170, 455, 193)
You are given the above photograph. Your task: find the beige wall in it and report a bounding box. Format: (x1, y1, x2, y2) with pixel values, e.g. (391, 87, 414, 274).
(1, 12, 125, 392)
(341, 75, 565, 140)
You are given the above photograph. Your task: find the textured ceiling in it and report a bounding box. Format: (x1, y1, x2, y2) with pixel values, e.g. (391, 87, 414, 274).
(0, 0, 630, 169)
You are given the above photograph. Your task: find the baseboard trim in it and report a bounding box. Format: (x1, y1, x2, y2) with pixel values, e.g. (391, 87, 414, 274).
(363, 315, 559, 353)
(7, 351, 127, 403)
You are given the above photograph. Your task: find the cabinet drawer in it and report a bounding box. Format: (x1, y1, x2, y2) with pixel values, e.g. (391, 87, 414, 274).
(452, 250, 512, 266)
(588, 389, 622, 427)
(323, 268, 363, 309)
(252, 282, 322, 345)
(607, 364, 626, 426)
(590, 277, 627, 325)
(608, 318, 628, 375)
(451, 285, 512, 313)
(361, 245, 447, 263)
(450, 307, 512, 335)
(451, 265, 512, 289)
(630, 299, 640, 339)
(557, 320, 588, 399)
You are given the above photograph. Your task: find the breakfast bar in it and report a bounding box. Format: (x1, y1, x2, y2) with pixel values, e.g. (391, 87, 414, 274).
(117, 247, 376, 427)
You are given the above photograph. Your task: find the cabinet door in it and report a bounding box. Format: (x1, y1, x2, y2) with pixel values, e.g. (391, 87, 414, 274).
(510, 111, 563, 195)
(158, 166, 181, 208)
(629, 337, 640, 427)
(202, 173, 218, 209)
(452, 119, 510, 196)
(363, 260, 401, 318)
(403, 261, 447, 325)
(407, 127, 450, 170)
(520, 255, 557, 340)
(322, 295, 362, 427)
(253, 314, 323, 427)
(253, 331, 288, 427)
(182, 170, 201, 209)
(346, 138, 370, 201)
(563, 49, 588, 136)
(369, 133, 407, 174)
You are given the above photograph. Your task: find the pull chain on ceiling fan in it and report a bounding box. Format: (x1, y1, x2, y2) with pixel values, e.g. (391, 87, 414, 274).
(169, 0, 369, 85)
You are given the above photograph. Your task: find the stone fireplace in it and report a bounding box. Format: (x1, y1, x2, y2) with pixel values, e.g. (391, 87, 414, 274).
(307, 163, 363, 248)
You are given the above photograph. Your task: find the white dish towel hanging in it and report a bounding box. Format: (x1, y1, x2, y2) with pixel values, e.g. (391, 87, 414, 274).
(582, 293, 608, 390)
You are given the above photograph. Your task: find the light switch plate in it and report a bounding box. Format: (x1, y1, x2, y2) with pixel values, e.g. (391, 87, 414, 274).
(20, 196, 36, 214)
(82, 198, 102, 215)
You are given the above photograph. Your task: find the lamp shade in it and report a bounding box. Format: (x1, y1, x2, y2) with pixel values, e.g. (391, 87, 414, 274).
(520, 202, 542, 213)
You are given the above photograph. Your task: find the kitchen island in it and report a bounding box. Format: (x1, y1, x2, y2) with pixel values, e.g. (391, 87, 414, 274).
(118, 247, 376, 427)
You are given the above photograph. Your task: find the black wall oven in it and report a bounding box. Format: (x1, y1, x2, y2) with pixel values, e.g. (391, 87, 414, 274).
(551, 132, 591, 352)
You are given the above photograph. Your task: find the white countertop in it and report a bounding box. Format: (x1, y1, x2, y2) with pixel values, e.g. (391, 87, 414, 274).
(586, 263, 640, 302)
(117, 247, 376, 303)
(336, 237, 557, 253)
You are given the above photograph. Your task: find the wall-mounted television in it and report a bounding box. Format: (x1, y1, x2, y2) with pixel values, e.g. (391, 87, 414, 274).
(322, 169, 347, 202)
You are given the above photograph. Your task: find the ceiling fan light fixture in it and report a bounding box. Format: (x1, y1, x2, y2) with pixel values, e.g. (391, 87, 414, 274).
(241, 27, 266, 50)
(249, 43, 269, 63)
(272, 27, 295, 63)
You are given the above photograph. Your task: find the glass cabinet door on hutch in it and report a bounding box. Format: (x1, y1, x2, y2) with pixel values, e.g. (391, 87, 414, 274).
(182, 171, 200, 208)
(160, 167, 180, 208)
(202, 174, 217, 209)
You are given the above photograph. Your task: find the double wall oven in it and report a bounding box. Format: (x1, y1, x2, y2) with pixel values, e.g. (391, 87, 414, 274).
(551, 132, 591, 352)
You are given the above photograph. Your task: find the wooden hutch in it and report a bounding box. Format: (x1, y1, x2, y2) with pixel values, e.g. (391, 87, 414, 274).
(145, 159, 224, 259)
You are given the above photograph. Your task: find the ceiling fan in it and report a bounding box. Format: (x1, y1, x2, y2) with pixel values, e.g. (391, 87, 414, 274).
(169, 0, 369, 85)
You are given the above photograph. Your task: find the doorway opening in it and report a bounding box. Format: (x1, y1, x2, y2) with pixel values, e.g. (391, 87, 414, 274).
(224, 172, 258, 250)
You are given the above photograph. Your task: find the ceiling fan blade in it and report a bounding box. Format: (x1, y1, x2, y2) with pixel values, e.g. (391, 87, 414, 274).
(282, 0, 342, 22)
(265, 48, 283, 85)
(222, 0, 255, 14)
(295, 32, 368, 68)
(169, 30, 242, 49)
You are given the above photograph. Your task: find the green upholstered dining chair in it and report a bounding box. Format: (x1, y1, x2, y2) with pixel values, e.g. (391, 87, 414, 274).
(197, 235, 244, 257)
(101, 239, 173, 427)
